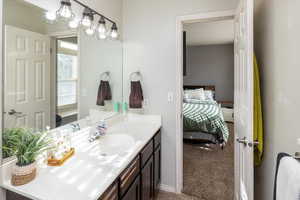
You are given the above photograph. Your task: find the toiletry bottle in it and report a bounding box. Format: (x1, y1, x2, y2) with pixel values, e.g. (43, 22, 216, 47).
(122, 102, 128, 115)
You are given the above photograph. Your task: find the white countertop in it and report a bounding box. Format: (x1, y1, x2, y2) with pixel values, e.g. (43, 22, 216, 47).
(0, 114, 162, 200)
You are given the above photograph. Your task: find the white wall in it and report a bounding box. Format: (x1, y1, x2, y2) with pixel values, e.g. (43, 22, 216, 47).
(122, 0, 238, 190)
(183, 44, 234, 102)
(79, 31, 123, 118)
(254, 1, 298, 200)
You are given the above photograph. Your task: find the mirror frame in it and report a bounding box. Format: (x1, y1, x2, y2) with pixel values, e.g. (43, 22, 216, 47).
(1, 0, 3, 166)
(0, 0, 6, 198)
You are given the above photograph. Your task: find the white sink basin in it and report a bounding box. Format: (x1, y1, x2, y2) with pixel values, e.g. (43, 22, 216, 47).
(95, 134, 135, 155)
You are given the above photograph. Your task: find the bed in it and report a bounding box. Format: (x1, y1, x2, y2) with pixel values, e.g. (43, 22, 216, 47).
(183, 85, 229, 144)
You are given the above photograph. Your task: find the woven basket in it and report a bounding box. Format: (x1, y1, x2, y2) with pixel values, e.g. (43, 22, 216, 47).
(11, 162, 37, 186)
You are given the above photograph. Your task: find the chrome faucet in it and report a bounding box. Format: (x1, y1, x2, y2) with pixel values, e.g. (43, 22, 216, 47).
(88, 120, 107, 142)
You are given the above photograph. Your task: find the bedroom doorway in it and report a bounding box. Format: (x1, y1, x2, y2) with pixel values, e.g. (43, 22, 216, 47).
(175, 1, 254, 199)
(181, 19, 235, 200)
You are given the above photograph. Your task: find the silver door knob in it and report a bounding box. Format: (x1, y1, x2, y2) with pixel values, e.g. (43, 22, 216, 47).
(8, 109, 22, 116)
(248, 141, 259, 147)
(236, 137, 248, 146)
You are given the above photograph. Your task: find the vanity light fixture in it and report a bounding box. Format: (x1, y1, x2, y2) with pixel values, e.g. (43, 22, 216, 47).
(46, 0, 119, 39)
(98, 16, 107, 34)
(110, 23, 119, 39)
(56, 0, 74, 20)
(81, 8, 94, 28)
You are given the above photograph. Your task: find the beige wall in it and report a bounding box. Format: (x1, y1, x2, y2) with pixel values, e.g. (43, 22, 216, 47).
(254, 1, 298, 200)
(4, 0, 47, 34)
(122, 0, 238, 190)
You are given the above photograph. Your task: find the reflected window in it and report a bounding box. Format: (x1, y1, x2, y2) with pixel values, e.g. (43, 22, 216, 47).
(57, 53, 78, 106)
(56, 38, 78, 127)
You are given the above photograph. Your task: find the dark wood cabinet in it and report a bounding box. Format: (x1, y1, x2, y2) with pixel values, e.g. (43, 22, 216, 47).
(141, 157, 154, 200)
(120, 157, 140, 197)
(6, 190, 31, 200)
(121, 175, 141, 200)
(153, 146, 161, 197)
(99, 182, 118, 200)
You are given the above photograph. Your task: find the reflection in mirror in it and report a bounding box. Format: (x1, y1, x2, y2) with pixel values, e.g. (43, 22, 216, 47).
(2, 0, 123, 162)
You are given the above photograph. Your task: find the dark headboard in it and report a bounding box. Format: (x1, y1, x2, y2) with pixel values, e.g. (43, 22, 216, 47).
(183, 85, 215, 91)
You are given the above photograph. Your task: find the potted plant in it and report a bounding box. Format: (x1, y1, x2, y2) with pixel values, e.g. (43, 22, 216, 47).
(8, 128, 52, 186)
(2, 128, 24, 160)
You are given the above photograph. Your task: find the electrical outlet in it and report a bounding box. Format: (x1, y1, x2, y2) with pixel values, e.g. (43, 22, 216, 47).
(168, 92, 174, 102)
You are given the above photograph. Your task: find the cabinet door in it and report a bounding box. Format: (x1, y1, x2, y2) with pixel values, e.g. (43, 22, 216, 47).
(6, 190, 31, 200)
(122, 175, 141, 200)
(141, 156, 154, 200)
(154, 146, 161, 196)
(99, 182, 118, 200)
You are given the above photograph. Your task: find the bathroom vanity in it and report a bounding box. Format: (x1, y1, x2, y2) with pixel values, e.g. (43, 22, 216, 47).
(0, 114, 162, 200)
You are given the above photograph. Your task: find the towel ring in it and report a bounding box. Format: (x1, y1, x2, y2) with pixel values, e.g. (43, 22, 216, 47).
(100, 71, 110, 81)
(130, 71, 142, 81)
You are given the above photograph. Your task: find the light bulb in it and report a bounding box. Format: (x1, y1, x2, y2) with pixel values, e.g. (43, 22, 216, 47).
(110, 23, 118, 39)
(85, 26, 95, 36)
(97, 16, 107, 34)
(111, 29, 118, 39)
(81, 15, 92, 27)
(45, 11, 56, 21)
(98, 23, 106, 34)
(98, 33, 107, 40)
(81, 8, 94, 28)
(57, 0, 74, 20)
(69, 19, 80, 29)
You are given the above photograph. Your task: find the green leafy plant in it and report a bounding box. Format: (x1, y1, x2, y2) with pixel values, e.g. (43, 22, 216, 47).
(2, 128, 24, 159)
(3, 128, 52, 166)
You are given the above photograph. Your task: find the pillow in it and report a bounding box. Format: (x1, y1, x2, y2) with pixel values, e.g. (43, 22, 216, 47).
(184, 88, 206, 100)
(204, 90, 214, 101)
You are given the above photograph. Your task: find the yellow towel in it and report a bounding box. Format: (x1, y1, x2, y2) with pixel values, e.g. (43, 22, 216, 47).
(254, 55, 264, 166)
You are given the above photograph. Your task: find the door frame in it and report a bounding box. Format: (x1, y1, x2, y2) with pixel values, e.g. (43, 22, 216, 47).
(175, 10, 236, 193)
(48, 31, 80, 128)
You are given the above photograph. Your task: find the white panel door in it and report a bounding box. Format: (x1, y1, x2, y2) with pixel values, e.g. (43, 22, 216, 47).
(4, 25, 51, 131)
(234, 0, 254, 199)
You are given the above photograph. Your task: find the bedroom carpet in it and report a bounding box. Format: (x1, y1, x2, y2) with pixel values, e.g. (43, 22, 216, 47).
(156, 191, 197, 200)
(182, 123, 234, 200)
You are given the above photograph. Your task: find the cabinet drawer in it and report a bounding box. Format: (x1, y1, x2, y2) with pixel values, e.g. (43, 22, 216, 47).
(154, 131, 161, 149)
(121, 175, 141, 200)
(99, 182, 118, 200)
(120, 156, 140, 196)
(141, 140, 154, 167)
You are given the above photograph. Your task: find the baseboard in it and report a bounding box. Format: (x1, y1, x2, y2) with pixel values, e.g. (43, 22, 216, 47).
(159, 184, 177, 193)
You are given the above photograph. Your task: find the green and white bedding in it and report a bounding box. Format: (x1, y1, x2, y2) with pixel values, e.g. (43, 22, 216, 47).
(183, 99, 229, 143)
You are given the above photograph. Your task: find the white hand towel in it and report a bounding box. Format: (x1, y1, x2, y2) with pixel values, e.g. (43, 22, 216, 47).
(276, 156, 300, 200)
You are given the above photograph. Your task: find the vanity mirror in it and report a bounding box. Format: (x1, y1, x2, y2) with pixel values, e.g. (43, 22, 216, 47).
(2, 0, 123, 162)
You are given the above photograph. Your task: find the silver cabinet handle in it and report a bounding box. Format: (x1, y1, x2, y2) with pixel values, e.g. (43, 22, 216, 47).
(236, 137, 248, 146)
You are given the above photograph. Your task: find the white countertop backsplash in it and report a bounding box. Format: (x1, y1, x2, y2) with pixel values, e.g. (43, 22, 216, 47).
(0, 114, 162, 200)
